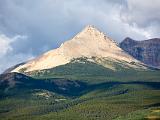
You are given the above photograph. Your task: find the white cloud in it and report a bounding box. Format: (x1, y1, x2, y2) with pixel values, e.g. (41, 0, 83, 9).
(0, 34, 27, 57)
(0, 33, 33, 73)
(118, 0, 160, 40)
(0, 34, 13, 57)
(121, 0, 160, 26)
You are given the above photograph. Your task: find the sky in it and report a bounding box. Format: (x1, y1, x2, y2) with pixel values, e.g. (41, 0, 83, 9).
(0, 0, 160, 73)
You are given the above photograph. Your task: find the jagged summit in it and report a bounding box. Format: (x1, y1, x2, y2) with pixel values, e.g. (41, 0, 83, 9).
(81, 25, 104, 35)
(83, 25, 98, 31)
(83, 25, 97, 30)
(12, 25, 145, 72)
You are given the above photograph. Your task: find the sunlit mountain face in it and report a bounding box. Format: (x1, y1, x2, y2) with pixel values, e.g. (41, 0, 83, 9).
(10, 26, 146, 73)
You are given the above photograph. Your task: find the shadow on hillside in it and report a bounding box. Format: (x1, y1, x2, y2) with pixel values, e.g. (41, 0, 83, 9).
(144, 103, 160, 108)
(11, 78, 160, 97)
(1, 73, 160, 97)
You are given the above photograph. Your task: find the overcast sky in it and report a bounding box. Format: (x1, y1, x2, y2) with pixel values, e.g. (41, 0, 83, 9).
(0, 0, 160, 73)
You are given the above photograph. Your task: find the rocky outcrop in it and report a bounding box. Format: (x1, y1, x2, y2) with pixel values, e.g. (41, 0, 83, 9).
(120, 37, 160, 68)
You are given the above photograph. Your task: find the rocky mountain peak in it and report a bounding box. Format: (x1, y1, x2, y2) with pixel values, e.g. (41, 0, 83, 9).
(59, 25, 119, 55)
(73, 25, 105, 40)
(11, 26, 144, 72)
(82, 25, 100, 33)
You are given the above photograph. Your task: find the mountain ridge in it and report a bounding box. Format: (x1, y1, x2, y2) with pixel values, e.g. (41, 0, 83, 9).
(120, 37, 160, 68)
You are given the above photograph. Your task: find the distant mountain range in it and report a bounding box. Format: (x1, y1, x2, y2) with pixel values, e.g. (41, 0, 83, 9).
(120, 37, 160, 68)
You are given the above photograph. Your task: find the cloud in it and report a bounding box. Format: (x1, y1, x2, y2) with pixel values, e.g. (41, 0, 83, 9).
(0, 0, 160, 73)
(121, 0, 160, 27)
(0, 34, 34, 73)
(119, 0, 160, 39)
(0, 34, 28, 56)
(0, 34, 13, 57)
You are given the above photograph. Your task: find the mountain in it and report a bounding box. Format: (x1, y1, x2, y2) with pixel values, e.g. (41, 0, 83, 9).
(1, 25, 160, 120)
(11, 25, 146, 73)
(120, 37, 160, 68)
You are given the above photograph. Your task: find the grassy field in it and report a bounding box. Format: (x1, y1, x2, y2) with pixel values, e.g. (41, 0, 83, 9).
(0, 59, 160, 120)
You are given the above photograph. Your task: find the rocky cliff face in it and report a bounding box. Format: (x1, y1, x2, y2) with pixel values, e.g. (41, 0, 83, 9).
(120, 37, 160, 68)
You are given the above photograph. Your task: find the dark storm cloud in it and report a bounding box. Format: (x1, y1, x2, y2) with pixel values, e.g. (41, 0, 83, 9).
(0, 0, 160, 73)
